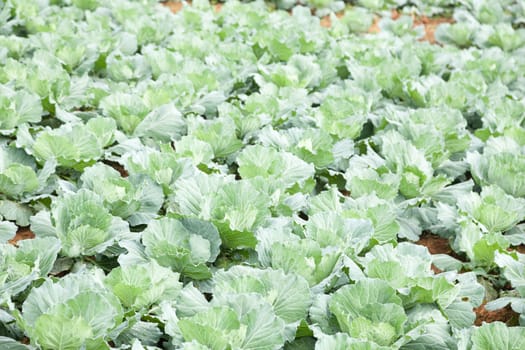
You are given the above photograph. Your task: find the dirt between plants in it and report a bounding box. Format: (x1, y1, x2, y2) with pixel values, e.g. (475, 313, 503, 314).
(474, 303, 519, 326)
(410, 13, 454, 44)
(509, 245, 525, 254)
(415, 232, 463, 274)
(163, 2, 453, 43)
(416, 232, 454, 255)
(103, 159, 129, 177)
(414, 233, 523, 326)
(163, 0, 222, 13)
(8, 226, 35, 246)
(359, 9, 454, 43)
(415, 232, 468, 263)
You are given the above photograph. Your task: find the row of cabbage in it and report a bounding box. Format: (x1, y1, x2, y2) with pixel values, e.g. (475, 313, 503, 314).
(1, 0, 525, 349)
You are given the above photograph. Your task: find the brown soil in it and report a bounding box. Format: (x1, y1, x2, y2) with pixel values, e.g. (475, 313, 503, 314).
(382, 10, 454, 43)
(413, 14, 454, 44)
(415, 233, 520, 325)
(319, 12, 344, 28)
(163, 0, 222, 13)
(103, 160, 129, 177)
(163, 2, 452, 44)
(415, 233, 466, 274)
(337, 9, 452, 43)
(367, 15, 381, 33)
(508, 245, 525, 254)
(416, 233, 453, 255)
(8, 227, 35, 246)
(474, 302, 519, 326)
(339, 189, 351, 197)
(163, 0, 184, 13)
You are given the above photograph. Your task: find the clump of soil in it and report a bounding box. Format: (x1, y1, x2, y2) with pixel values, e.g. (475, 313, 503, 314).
(416, 232, 453, 255)
(103, 160, 129, 177)
(412, 14, 454, 43)
(509, 245, 525, 254)
(376, 10, 454, 43)
(163, 0, 184, 13)
(319, 12, 344, 28)
(163, 0, 222, 13)
(162, 1, 452, 44)
(8, 227, 35, 246)
(415, 233, 467, 274)
(474, 303, 520, 326)
(367, 15, 381, 33)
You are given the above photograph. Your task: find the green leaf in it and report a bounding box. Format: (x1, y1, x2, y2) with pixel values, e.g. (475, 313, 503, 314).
(240, 301, 286, 350)
(179, 307, 240, 349)
(100, 93, 149, 134)
(213, 266, 312, 325)
(315, 332, 390, 349)
(80, 163, 164, 226)
(105, 260, 182, 309)
(0, 89, 43, 133)
(34, 315, 93, 350)
(316, 91, 369, 140)
(0, 237, 60, 298)
(457, 185, 525, 233)
(50, 189, 130, 257)
(0, 164, 39, 197)
(189, 116, 243, 158)
(21, 271, 123, 350)
(32, 118, 116, 169)
(270, 239, 341, 287)
(133, 103, 186, 142)
(0, 221, 16, 243)
(211, 181, 270, 249)
(305, 212, 373, 254)
(443, 301, 475, 329)
(329, 279, 405, 343)
(494, 252, 525, 297)
(0, 337, 31, 350)
(471, 322, 525, 349)
(0, 200, 32, 226)
(468, 137, 525, 197)
(237, 145, 314, 190)
(142, 217, 220, 279)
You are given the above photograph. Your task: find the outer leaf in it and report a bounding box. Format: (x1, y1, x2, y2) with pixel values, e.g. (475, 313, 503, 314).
(212, 266, 312, 325)
(270, 239, 341, 287)
(141, 217, 220, 279)
(0, 221, 16, 243)
(329, 279, 406, 344)
(189, 116, 243, 158)
(80, 163, 163, 226)
(34, 315, 93, 350)
(51, 189, 130, 257)
(471, 322, 525, 349)
(0, 337, 31, 350)
(20, 271, 123, 350)
(133, 103, 186, 142)
(178, 306, 242, 350)
(0, 237, 61, 297)
(237, 145, 314, 190)
(105, 260, 182, 310)
(211, 180, 271, 249)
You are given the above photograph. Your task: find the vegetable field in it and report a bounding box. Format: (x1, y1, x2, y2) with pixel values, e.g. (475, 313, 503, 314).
(1, 0, 525, 348)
